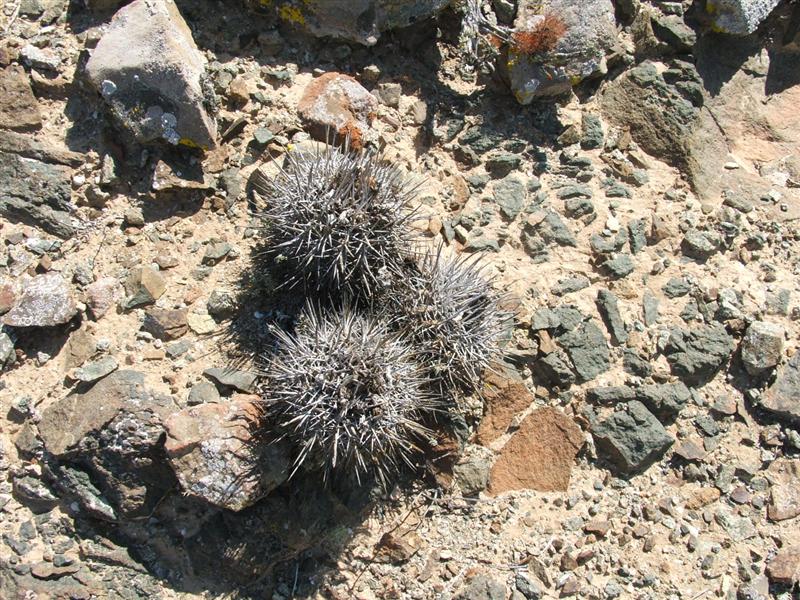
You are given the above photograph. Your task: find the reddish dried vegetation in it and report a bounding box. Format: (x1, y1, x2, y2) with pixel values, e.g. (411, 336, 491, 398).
(511, 12, 567, 55)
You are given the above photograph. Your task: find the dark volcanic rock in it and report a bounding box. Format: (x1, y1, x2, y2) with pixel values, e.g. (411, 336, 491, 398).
(592, 401, 674, 475)
(596, 289, 627, 345)
(664, 324, 734, 386)
(558, 321, 610, 383)
(760, 352, 800, 423)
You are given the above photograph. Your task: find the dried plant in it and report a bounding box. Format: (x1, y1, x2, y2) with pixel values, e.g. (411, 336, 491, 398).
(252, 140, 421, 298)
(511, 12, 567, 56)
(261, 303, 434, 484)
(390, 246, 511, 393)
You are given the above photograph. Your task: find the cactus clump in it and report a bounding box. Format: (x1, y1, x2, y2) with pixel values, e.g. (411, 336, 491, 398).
(391, 246, 510, 392)
(262, 303, 433, 483)
(253, 142, 420, 297)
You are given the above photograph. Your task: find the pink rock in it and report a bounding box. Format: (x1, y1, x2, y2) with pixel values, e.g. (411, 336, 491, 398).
(2, 273, 76, 327)
(86, 277, 121, 320)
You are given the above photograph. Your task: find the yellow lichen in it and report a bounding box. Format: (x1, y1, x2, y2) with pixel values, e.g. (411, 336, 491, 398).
(179, 137, 207, 151)
(278, 4, 305, 25)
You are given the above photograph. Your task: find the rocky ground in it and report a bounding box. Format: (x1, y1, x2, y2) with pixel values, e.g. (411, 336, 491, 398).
(1, 0, 799, 598)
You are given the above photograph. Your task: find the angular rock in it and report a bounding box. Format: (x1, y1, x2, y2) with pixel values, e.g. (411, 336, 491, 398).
(86, 277, 121, 320)
(761, 352, 800, 423)
(766, 546, 800, 585)
(187, 381, 220, 405)
(123, 266, 165, 309)
(2, 273, 77, 327)
(506, 0, 617, 103)
(475, 370, 533, 445)
(203, 367, 257, 393)
(533, 350, 576, 388)
(85, 0, 217, 149)
(72, 356, 119, 383)
(592, 401, 674, 475)
(455, 574, 507, 600)
(596, 289, 627, 345)
(636, 382, 691, 422)
(681, 228, 721, 260)
(493, 174, 526, 220)
(664, 324, 734, 386)
(488, 407, 584, 494)
(38, 370, 176, 519)
(0, 152, 74, 238)
(766, 459, 800, 522)
(142, 308, 188, 340)
(164, 397, 290, 511)
(558, 321, 610, 383)
(284, 0, 450, 45)
(709, 0, 781, 35)
(0, 65, 42, 130)
(0, 331, 16, 370)
(206, 290, 237, 320)
(740, 320, 784, 375)
(298, 73, 377, 149)
(453, 446, 493, 496)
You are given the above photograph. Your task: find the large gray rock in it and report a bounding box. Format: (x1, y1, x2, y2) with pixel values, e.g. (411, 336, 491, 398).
(276, 0, 450, 45)
(2, 273, 77, 328)
(506, 0, 617, 103)
(85, 0, 217, 149)
(708, 0, 781, 35)
(592, 401, 674, 475)
(0, 152, 74, 238)
(664, 324, 734, 386)
(760, 352, 800, 423)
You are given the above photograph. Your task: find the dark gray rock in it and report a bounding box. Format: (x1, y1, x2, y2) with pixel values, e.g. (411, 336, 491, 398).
(564, 197, 595, 219)
(559, 321, 610, 382)
(486, 153, 523, 178)
(740, 321, 784, 376)
(556, 184, 593, 200)
(592, 401, 674, 475)
(637, 382, 691, 422)
(551, 276, 590, 296)
(455, 574, 507, 600)
(663, 277, 691, 298)
(651, 14, 696, 52)
(760, 352, 800, 423)
(580, 113, 604, 149)
(682, 228, 721, 260)
(602, 253, 635, 279)
(596, 289, 627, 345)
(536, 211, 577, 247)
(453, 447, 493, 496)
(533, 350, 576, 388)
(123, 266, 165, 309)
(493, 174, 527, 220)
(515, 573, 543, 599)
(72, 356, 119, 383)
(628, 219, 647, 254)
(664, 324, 734, 385)
(204, 367, 257, 393)
(0, 332, 17, 370)
(0, 152, 74, 238)
(12, 476, 59, 513)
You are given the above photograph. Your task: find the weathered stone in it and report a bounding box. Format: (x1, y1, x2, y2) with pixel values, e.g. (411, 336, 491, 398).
(72, 356, 119, 383)
(206, 290, 237, 320)
(298, 73, 377, 149)
(455, 574, 507, 600)
(558, 321, 610, 383)
(650, 13, 696, 52)
(533, 350, 576, 388)
(0, 152, 74, 238)
(662, 277, 691, 298)
(475, 370, 532, 445)
(187, 381, 220, 405)
(86, 277, 121, 320)
(761, 352, 800, 422)
(203, 367, 257, 393)
(493, 174, 526, 220)
(201, 241, 231, 265)
(636, 382, 691, 422)
(506, 0, 617, 103)
(596, 289, 627, 345)
(152, 158, 214, 191)
(580, 113, 604, 149)
(123, 266, 165, 309)
(664, 324, 734, 386)
(592, 401, 674, 475)
(602, 253, 635, 278)
(186, 311, 217, 334)
(85, 0, 217, 149)
(164, 398, 290, 511)
(0, 332, 16, 370)
(740, 320, 784, 375)
(279, 0, 450, 45)
(708, 0, 781, 35)
(766, 459, 800, 522)
(552, 275, 590, 296)
(0, 65, 42, 130)
(489, 407, 584, 494)
(714, 508, 757, 542)
(453, 446, 493, 496)
(681, 228, 721, 260)
(766, 546, 800, 585)
(142, 308, 188, 340)
(2, 273, 77, 327)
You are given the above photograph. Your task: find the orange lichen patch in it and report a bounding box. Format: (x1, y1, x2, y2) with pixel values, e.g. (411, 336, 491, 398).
(511, 12, 567, 55)
(338, 122, 364, 150)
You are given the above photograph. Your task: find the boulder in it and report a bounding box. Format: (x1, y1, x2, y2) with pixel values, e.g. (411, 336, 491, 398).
(2, 273, 77, 328)
(274, 0, 450, 46)
(506, 0, 617, 103)
(85, 0, 217, 149)
(164, 397, 290, 511)
(708, 0, 781, 35)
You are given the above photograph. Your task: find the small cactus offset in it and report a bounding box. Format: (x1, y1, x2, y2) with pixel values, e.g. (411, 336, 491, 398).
(253, 141, 421, 297)
(262, 303, 433, 484)
(391, 246, 511, 393)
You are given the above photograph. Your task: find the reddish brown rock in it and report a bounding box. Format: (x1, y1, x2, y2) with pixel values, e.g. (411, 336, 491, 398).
(0, 65, 42, 130)
(475, 369, 533, 446)
(488, 406, 584, 495)
(142, 307, 188, 340)
(164, 396, 290, 512)
(766, 546, 800, 585)
(767, 459, 800, 522)
(298, 72, 377, 150)
(0, 281, 17, 314)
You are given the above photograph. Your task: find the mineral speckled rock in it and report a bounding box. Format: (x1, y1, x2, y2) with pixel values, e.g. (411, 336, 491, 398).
(84, 0, 217, 149)
(760, 352, 800, 423)
(164, 397, 290, 511)
(2, 273, 77, 327)
(298, 73, 378, 149)
(708, 0, 781, 35)
(275, 0, 450, 46)
(592, 401, 674, 475)
(506, 0, 617, 103)
(740, 320, 784, 375)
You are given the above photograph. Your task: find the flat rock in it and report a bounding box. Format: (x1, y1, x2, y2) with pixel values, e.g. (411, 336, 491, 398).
(298, 73, 377, 149)
(664, 324, 734, 386)
(164, 397, 290, 511)
(203, 367, 257, 393)
(766, 459, 800, 522)
(85, 0, 217, 149)
(488, 407, 584, 494)
(492, 174, 527, 220)
(740, 320, 784, 375)
(596, 288, 627, 345)
(2, 273, 77, 327)
(507, 0, 616, 103)
(72, 356, 119, 383)
(0, 65, 42, 130)
(759, 351, 800, 423)
(142, 308, 188, 340)
(558, 321, 610, 383)
(475, 370, 533, 445)
(123, 266, 165, 309)
(592, 401, 674, 475)
(0, 152, 74, 238)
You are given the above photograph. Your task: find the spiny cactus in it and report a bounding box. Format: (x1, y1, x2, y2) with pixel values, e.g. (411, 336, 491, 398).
(253, 141, 421, 297)
(261, 303, 433, 484)
(391, 246, 510, 393)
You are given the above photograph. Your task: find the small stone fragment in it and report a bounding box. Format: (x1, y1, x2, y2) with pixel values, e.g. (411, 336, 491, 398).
(740, 320, 784, 375)
(72, 356, 118, 383)
(142, 308, 188, 341)
(123, 266, 165, 309)
(86, 277, 121, 320)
